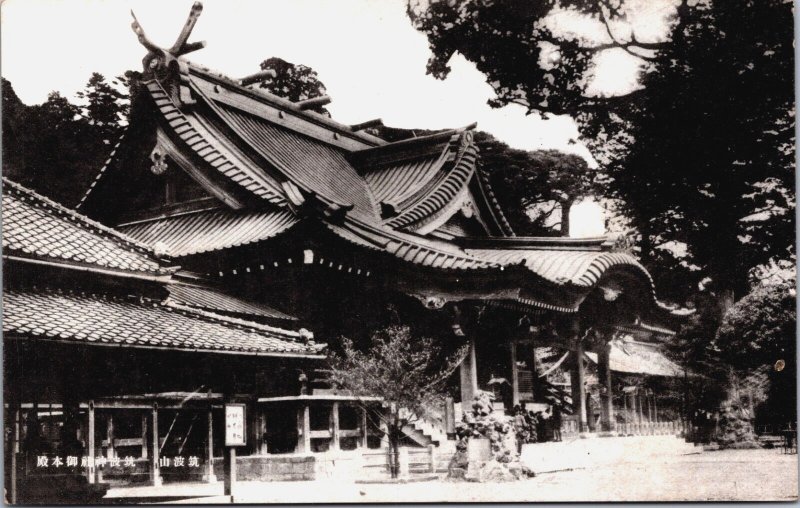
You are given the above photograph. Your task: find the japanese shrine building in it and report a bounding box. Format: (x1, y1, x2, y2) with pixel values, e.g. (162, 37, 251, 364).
(4, 1, 689, 498)
(77, 1, 684, 433)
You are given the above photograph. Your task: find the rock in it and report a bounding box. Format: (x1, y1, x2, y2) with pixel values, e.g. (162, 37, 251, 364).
(478, 459, 517, 482)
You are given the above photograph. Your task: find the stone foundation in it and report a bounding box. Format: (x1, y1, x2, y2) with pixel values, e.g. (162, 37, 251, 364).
(236, 455, 316, 481)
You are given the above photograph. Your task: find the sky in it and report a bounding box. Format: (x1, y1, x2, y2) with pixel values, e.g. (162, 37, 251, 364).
(0, 0, 676, 237)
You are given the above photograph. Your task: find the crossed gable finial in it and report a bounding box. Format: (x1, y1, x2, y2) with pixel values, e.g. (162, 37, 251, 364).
(131, 2, 206, 78)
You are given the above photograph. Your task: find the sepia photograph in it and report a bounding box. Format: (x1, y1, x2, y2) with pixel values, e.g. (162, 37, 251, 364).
(1, 0, 797, 503)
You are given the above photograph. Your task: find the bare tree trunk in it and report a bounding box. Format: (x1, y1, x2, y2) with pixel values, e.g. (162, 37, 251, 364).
(388, 414, 400, 479)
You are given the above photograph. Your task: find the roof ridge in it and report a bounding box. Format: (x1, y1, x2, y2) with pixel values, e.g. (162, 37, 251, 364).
(3, 178, 167, 264)
(186, 63, 385, 148)
(474, 163, 515, 236)
(351, 123, 478, 166)
(165, 301, 306, 340)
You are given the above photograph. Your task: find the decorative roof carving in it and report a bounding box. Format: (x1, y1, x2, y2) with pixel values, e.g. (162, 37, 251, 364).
(131, 2, 207, 107)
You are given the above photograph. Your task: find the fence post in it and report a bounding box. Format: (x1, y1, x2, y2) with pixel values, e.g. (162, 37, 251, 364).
(398, 447, 410, 480)
(428, 444, 437, 473)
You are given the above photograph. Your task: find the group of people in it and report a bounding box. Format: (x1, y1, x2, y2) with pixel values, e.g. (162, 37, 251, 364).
(511, 404, 563, 452)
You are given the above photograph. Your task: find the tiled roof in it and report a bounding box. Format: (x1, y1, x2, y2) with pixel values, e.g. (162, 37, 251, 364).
(363, 152, 446, 209)
(119, 208, 298, 257)
(167, 284, 297, 321)
(207, 100, 380, 221)
(463, 249, 649, 287)
(326, 221, 498, 270)
(147, 82, 287, 205)
(3, 287, 321, 356)
(585, 341, 683, 377)
(2, 179, 163, 274)
(386, 133, 478, 230)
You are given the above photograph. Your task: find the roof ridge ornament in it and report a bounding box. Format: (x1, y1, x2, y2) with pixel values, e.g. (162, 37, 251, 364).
(131, 2, 207, 106)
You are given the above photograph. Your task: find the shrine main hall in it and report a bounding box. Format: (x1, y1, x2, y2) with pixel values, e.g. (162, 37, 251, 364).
(3, 2, 689, 500)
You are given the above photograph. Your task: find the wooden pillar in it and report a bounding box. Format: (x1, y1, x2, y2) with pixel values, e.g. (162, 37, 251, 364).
(571, 343, 588, 432)
(87, 401, 96, 484)
(530, 338, 539, 402)
(330, 402, 340, 451)
(257, 409, 268, 455)
(106, 413, 115, 459)
(10, 406, 20, 504)
(296, 404, 311, 453)
(141, 413, 148, 459)
(637, 391, 644, 424)
(204, 408, 217, 483)
(510, 342, 520, 407)
(223, 448, 236, 497)
(653, 393, 659, 423)
(598, 341, 615, 432)
(151, 403, 162, 487)
(459, 339, 478, 404)
(361, 407, 369, 449)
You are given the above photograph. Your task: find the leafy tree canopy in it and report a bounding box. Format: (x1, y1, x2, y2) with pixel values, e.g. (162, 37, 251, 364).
(327, 325, 465, 475)
(2, 74, 129, 205)
(409, 0, 795, 304)
(257, 57, 330, 115)
(716, 282, 796, 373)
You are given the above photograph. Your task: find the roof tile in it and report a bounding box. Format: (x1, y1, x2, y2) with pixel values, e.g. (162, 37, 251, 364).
(3, 288, 319, 356)
(3, 179, 163, 274)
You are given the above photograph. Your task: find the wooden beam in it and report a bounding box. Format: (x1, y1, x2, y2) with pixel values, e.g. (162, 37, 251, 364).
(10, 406, 20, 504)
(204, 408, 217, 483)
(151, 404, 162, 486)
(170, 2, 204, 55)
(239, 70, 277, 87)
(571, 343, 588, 433)
(296, 95, 331, 110)
(361, 407, 369, 449)
(459, 339, 478, 404)
(331, 402, 340, 452)
(511, 342, 520, 407)
(598, 341, 615, 432)
(350, 118, 383, 131)
(106, 414, 116, 459)
(87, 402, 96, 484)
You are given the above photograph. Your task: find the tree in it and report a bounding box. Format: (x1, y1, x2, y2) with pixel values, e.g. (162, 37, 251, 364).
(476, 131, 597, 236)
(406, 0, 664, 118)
(76, 72, 130, 143)
(408, 0, 795, 307)
(256, 57, 330, 115)
(2, 73, 132, 206)
(327, 326, 465, 477)
(716, 282, 796, 426)
(605, 0, 795, 305)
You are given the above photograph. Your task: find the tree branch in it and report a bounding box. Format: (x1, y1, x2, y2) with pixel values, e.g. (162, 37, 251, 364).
(598, 1, 658, 61)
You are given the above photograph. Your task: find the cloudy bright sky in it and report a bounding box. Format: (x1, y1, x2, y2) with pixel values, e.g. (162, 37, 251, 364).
(1, 0, 675, 236)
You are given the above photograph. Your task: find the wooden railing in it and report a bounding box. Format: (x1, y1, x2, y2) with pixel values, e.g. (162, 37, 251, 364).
(560, 418, 686, 437)
(361, 445, 439, 476)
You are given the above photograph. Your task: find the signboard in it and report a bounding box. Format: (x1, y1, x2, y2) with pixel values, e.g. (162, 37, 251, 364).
(224, 404, 247, 446)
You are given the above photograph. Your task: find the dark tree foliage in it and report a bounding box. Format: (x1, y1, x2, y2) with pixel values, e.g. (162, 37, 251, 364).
(475, 131, 597, 236)
(2, 74, 130, 206)
(605, 0, 795, 302)
(716, 282, 796, 425)
(257, 57, 330, 115)
(76, 72, 131, 143)
(408, 0, 795, 304)
(716, 283, 796, 374)
(406, 0, 653, 117)
(371, 127, 597, 236)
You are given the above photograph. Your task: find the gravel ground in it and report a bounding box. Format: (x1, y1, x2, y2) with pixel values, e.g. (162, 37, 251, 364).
(108, 448, 798, 503)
